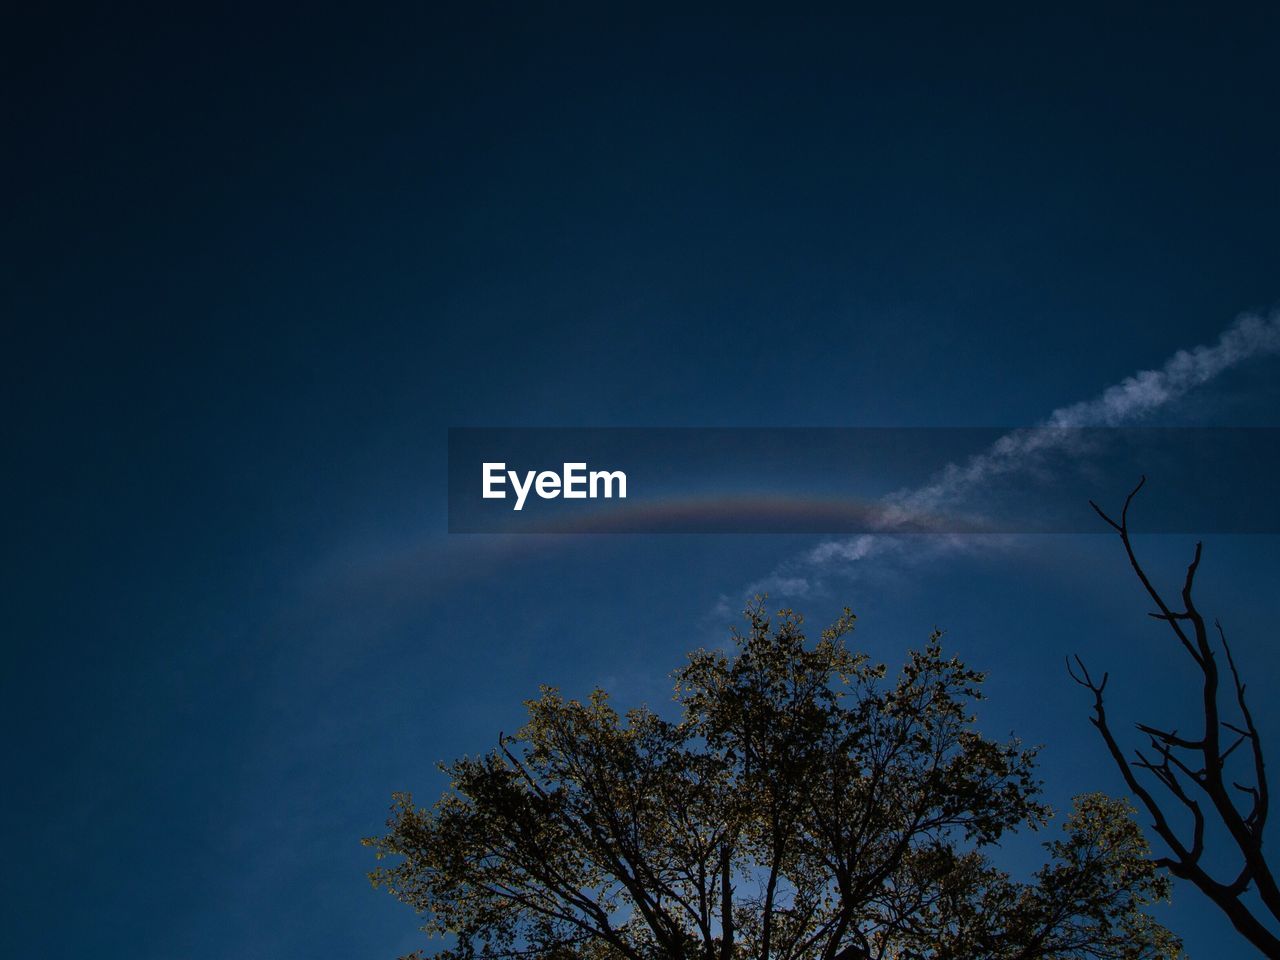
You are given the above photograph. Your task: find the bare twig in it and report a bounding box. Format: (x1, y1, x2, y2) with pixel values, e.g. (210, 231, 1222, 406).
(1071, 479, 1280, 957)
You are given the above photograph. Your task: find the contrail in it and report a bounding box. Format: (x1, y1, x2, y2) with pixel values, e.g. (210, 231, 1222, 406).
(748, 309, 1280, 598)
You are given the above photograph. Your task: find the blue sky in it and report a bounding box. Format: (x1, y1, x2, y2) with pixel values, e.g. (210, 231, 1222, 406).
(5, 7, 1280, 959)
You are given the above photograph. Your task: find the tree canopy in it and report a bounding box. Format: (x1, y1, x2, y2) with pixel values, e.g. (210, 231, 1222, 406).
(367, 605, 1180, 960)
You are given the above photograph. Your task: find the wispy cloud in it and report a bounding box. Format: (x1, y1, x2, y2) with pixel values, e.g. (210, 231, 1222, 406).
(746, 309, 1280, 600)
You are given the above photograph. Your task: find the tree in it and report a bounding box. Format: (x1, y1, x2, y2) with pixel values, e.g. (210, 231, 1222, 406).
(368, 604, 1180, 960)
(1071, 477, 1279, 956)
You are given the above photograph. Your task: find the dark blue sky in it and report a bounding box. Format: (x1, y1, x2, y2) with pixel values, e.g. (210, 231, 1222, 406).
(5, 7, 1280, 959)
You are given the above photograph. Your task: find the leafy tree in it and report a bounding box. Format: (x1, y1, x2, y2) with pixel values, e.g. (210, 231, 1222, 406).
(368, 604, 1180, 960)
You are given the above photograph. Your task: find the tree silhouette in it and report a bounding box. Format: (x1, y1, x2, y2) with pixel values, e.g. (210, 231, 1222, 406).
(1071, 477, 1278, 957)
(370, 604, 1179, 960)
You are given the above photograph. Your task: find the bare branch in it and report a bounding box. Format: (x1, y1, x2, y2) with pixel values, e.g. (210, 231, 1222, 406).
(1072, 480, 1280, 957)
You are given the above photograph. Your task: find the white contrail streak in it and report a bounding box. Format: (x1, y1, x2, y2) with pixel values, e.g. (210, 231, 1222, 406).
(748, 309, 1280, 597)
